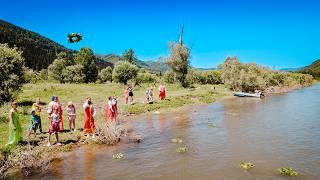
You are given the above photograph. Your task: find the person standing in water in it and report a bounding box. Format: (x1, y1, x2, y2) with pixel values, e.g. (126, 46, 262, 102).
(83, 97, 96, 138)
(32, 97, 42, 133)
(6, 101, 23, 146)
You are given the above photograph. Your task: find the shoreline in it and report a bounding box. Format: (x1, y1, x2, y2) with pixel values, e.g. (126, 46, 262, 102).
(0, 83, 314, 178)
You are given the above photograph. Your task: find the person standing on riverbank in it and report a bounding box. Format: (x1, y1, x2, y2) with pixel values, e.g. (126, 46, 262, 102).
(32, 98, 42, 133)
(105, 96, 115, 122)
(47, 108, 61, 146)
(66, 101, 76, 131)
(83, 97, 96, 137)
(112, 97, 118, 121)
(27, 110, 40, 139)
(124, 86, 129, 104)
(6, 101, 23, 146)
(54, 96, 64, 131)
(128, 85, 134, 104)
(159, 84, 166, 100)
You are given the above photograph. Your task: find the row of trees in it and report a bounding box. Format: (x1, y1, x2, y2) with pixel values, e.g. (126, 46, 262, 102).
(219, 56, 314, 92)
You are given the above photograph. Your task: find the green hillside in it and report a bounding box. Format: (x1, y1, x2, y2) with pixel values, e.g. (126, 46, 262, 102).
(0, 20, 73, 70)
(299, 59, 320, 79)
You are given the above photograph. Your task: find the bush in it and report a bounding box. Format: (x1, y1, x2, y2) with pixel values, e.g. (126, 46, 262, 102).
(48, 53, 70, 83)
(112, 61, 139, 84)
(220, 56, 314, 92)
(0, 44, 25, 104)
(164, 71, 175, 84)
(39, 69, 48, 80)
(98, 66, 113, 83)
(187, 69, 222, 85)
(23, 67, 41, 83)
(62, 65, 85, 83)
(136, 72, 157, 84)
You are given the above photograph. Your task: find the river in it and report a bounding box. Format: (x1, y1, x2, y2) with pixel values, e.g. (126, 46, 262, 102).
(27, 84, 320, 179)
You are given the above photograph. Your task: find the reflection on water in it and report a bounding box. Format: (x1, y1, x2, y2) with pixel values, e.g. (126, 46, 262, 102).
(27, 84, 320, 179)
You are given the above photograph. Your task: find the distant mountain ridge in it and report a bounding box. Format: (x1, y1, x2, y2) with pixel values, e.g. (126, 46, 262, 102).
(299, 59, 320, 79)
(0, 19, 74, 70)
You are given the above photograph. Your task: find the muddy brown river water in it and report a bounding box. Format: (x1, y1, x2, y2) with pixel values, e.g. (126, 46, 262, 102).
(25, 84, 320, 179)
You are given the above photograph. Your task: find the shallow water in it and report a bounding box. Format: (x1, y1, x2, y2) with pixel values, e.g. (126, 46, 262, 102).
(27, 84, 320, 179)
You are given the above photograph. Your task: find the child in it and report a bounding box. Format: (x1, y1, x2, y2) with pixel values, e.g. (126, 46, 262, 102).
(32, 98, 42, 133)
(105, 96, 115, 122)
(66, 101, 76, 131)
(128, 85, 134, 104)
(47, 108, 62, 146)
(27, 109, 40, 139)
(145, 88, 154, 103)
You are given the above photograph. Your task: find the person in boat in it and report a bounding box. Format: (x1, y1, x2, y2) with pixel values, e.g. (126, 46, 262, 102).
(83, 97, 96, 137)
(145, 88, 154, 103)
(53, 96, 64, 131)
(32, 98, 42, 133)
(159, 84, 166, 100)
(105, 96, 115, 122)
(27, 109, 40, 139)
(6, 101, 23, 146)
(66, 101, 76, 131)
(124, 86, 129, 104)
(47, 108, 62, 146)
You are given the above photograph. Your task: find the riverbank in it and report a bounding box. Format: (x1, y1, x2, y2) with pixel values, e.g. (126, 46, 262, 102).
(0, 82, 230, 177)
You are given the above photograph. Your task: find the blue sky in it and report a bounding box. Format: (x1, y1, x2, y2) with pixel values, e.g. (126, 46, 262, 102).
(1, 0, 320, 69)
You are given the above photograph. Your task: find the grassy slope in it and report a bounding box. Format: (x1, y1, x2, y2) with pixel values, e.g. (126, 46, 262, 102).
(0, 83, 230, 148)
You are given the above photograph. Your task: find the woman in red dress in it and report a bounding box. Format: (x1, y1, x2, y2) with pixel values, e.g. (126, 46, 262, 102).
(159, 84, 166, 100)
(83, 97, 96, 137)
(104, 96, 115, 122)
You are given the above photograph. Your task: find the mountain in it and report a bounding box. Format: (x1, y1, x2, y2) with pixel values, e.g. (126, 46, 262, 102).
(299, 59, 320, 79)
(0, 20, 73, 70)
(280, 67, 302, 72)
(98, 54, 169, 73)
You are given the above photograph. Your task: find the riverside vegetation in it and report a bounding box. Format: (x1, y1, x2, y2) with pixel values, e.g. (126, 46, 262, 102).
(0, 40, 315, 177)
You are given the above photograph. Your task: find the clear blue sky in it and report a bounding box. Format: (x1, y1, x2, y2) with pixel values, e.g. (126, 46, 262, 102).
(1, 0, 320, 69)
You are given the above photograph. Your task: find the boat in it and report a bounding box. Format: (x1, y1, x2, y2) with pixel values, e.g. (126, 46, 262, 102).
(233, 92, 262, 98)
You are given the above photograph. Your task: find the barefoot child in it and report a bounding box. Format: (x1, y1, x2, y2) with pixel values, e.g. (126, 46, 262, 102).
(66, 102, 76, 131)
(27, 109, 40, 139)
(47, 108, 62, 146)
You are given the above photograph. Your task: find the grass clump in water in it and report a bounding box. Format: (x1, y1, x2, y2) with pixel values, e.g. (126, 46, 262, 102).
(277, 167, 298, 176)
(113, 153, 124, 159)
(239, 161, 255, 170)
(176, 146, 188, 153)
(171, 138, 183, 143)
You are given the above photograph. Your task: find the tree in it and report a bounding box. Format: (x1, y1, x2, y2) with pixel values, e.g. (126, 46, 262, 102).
(0, 44, 25, 104)
(62, 65, 85, 83)
(48, 52, 70, 83)
(112, 61, 138, 84)
(98, 66, 113, 83)
(75, 48, 98, 83)
(122, 49, 136, 64)
(166, 43, 190, 87)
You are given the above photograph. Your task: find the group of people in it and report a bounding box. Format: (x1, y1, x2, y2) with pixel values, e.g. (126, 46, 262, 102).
(6, 84, 167, 146)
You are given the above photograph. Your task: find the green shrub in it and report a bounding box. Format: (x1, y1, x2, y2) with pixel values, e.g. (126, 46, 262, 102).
(75, 48, 98, 83)
(39, 69, 48, 80)
(98, 66, 113, 83)
(164, 71, 175, 84)
(187, 69, 222, 85)
(62, 65, 85, 83)
(136, 72, 157, 84)
(112, 61, 139, 84)
(23, 67, 41, 83)
(0, 44, 25, 104)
